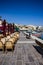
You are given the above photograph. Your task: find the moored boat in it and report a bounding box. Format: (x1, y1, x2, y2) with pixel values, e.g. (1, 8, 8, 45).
(32, 31, 41, 37)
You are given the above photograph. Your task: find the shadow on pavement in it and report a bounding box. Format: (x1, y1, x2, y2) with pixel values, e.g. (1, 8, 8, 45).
(33, 45, 43, 57)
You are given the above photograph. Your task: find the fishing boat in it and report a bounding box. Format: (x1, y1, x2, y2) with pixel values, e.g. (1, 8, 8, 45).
(38, 33, 43, 40)
(32, 31, 41, 37)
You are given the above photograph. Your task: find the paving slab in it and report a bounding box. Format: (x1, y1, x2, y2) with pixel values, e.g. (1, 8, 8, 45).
(0, 32, 43, 65)
(0, 43, 43, 65)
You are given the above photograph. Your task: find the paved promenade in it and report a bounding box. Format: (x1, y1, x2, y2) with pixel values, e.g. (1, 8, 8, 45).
(0, 32, 43, 65)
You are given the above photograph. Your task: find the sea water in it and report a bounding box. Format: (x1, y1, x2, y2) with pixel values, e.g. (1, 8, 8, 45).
(39, 33, 43, 40)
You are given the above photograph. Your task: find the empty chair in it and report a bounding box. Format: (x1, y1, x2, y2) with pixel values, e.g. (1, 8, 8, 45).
(6, 32, 8, 36)
(11, 37, 16, 42)
(6, 36, 11, 40)
(10, 34, 14, 37)
(10, 37, 14, 40)
(0, 41, 4, 51)
(8, 38, 15, 45)
(14, 32, 19, 34)
(13, 35, 18, 41)
(0, 34, 4, 38)
(5, 41, 14, 51)
(13, 32, 18, 36)
(10, 37, 17, 44)
(1, 38, 6, 44)
(12, 33, 15, 35)
(14, 33, 19, 39)
(16, 34, 19, 39)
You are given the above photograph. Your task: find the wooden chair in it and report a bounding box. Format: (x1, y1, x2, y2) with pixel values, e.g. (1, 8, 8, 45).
(14, 32, 19, 34)
(10, 37, 16, 44)
(0, 34, 4, 38)
(6, 36, 11, 40)
(5, 41, 14, 52)
(8, 38, 15, 45)
(1, 38, 6, 45)
(0, 41, 4, 51)
(16, 34, 19, 39)
(14, 33, 19, 39)
(11, 37, 16, 42)
(6, 32, 8, 36)
(10, 34, 14, 37)
(13, 35, 18, 41)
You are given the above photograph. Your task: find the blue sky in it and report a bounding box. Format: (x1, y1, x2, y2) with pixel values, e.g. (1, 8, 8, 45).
(0, 0, 43, 26)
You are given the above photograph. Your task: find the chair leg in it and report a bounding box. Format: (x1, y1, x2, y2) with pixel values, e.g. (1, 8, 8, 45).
(6, 49, 7, 54)
(3, 47, 5, 53)
(13, 46, 14, 50)
(4, 45, 5, 52)
(12, 47, 14, 52)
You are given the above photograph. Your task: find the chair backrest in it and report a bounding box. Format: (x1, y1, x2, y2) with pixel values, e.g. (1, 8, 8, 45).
(13, 35, 17, 38)
(0, 34, 3, 38)
(0, 41, 3, 46)
(5, 41, 12, 46)
(6, 36, 11, 40)
(10, 37, 16, 42)
(16, 34, 19, 37)
(10, 34, 13, 37)
(10, 33, 15, 37)
(8, 38, 14, 43)
(14, 32, 19, 34)
(10, 37, 14, 40)
(1, 38, 6, 44)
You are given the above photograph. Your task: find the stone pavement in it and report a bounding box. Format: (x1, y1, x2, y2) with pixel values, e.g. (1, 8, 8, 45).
(0, 43, 43, 65)
(0, 32, 43, 65)
(17, 31, 35, 44)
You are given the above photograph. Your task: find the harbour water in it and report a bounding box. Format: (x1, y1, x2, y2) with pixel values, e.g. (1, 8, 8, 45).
(39, 33, 43, 40)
